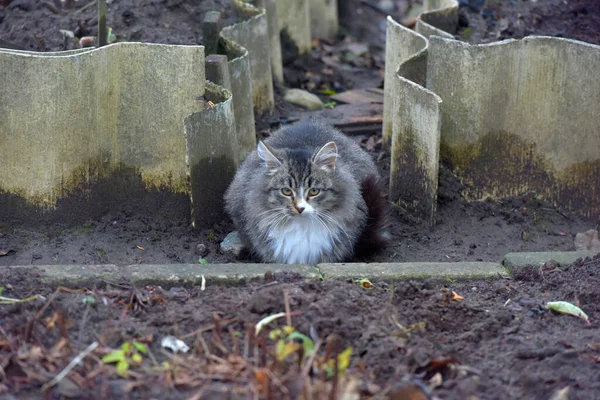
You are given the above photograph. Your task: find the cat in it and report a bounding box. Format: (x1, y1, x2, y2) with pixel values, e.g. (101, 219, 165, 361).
(224, 119, 388, 264)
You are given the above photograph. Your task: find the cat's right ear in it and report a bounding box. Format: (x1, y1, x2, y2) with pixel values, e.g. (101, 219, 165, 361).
(257, 141, 282, 174)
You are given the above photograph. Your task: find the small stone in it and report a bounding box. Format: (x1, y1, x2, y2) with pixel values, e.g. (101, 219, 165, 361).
(284, 89, 324, 110)
(574, 229, 600, 251)
(220, 231, 244, 257)
(378, 0, 395, 12)
(57, 377, 80, 398)
(195, 243, 208, 256)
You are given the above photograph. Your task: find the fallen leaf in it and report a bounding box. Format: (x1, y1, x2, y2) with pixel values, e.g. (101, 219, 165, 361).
(546, 301, 590, 324)
(0, 249, 14, 256)
(78, 36, 95, 48)
(585, 354, 600, 363)
(276, 340, 301, 361)
(548, 386, 570, 400)
(353, 278, 374, 290)
(255, 312, 288, 335)
(428, 372, 443, 390)
(255, 369, 269, 392)
(136, 245, 144, 251)
(428, 357, 457, 373)
(587, 343, 600, 352)
(451, 291, 464, 301)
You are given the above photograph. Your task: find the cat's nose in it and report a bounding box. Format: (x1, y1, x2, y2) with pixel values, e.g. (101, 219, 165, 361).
(295, 206, 305, 214)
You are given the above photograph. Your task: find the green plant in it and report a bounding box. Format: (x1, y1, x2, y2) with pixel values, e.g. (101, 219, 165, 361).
(102, 341, 148, 377)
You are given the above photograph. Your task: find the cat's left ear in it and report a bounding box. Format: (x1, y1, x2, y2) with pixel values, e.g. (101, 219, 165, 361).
(313, 141, 338, 172)
(257, 141, 282, 174)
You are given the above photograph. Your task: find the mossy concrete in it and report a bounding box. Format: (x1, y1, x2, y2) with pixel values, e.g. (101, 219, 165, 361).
(385, 2, 600, 221)
(317, 262, 506, 280)
(309, 0, 338, 40)
(503, 251, 599, 273)
(221, 0, 274, 112)
(7, 264, 317, 288)
(127, 264, 318, 286)
(0, 42, 205, 212)
(276, 0, 311, 54)
(17, 264, 124, 287)
(6, 260, 517, 288)
(185, 82, 238, 228)
(385, 18, 441, 226)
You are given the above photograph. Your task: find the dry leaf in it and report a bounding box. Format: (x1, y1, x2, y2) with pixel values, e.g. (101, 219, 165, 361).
(451, 291, 464, 301)
(428, 372, 443, 390)
(136, 245, 144, 251)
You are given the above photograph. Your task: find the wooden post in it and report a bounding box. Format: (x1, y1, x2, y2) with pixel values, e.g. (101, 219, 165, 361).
(97, 0, 107, 47)
(203, 11, 221, 55)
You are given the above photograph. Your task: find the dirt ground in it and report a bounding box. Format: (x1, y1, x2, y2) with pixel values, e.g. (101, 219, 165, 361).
(1, 0, 599, 267)
(2, 1, 600, 399)
(1, 254, 599, 399)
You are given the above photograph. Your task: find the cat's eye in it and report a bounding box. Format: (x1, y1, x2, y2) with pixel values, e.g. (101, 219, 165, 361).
(308, 188, 320, 196)
(281, 188, 293, 196)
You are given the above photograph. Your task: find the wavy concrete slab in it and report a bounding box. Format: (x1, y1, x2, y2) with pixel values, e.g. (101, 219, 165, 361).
(0, 43, 204, 213)
(185, 82, 238, 227)
(0, 43, 239, 227)
(222, 0, 274, 112)
(385, 1, 600, 223)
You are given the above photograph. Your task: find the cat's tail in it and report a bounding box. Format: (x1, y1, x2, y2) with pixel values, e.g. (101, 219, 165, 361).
(354, 174, 391, 259)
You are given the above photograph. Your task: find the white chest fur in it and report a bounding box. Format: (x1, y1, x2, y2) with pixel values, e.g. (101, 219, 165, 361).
(268, 216, 335, 264)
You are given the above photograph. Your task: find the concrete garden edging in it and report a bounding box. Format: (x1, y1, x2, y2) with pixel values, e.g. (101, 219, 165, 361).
(384, 0, 600, 225)
(8, 251, 598, 287)
(0, 0, 340, 228)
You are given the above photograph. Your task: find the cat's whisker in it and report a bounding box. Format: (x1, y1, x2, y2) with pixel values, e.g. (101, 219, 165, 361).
(317, 210, 351, 242)
(257, 209, 289, 231)
(310, 214, 333, 238)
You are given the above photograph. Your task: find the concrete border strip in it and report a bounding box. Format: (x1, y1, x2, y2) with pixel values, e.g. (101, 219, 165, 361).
(503, 251, 599, 273)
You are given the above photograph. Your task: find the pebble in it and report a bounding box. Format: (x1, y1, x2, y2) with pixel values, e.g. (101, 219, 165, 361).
(195, 243, 208, 256)
(220, 231, 244, 257)
(574, 229, 600, 251)
(284, 89, 324, 110)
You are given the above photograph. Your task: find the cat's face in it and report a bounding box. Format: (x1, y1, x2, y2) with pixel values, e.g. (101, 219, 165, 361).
(257, 141, 340, 218)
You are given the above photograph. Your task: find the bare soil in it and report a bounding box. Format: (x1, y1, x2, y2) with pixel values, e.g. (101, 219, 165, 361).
(1, 0, 598, 267)
(1, 1, 600, 398)
(1, 254, 599, 399)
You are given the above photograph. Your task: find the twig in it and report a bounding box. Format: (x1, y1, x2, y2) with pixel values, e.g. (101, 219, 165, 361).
(75, 0, 95, 14)
(284, 291, 292, 327)
(300, 339, 323, 378)
(41, 0, 61, 14)
(41, 341, 99, 391)
(77, 302, 91, 348)
(26, 286, 61, 340)
(0, 294, 40, 304)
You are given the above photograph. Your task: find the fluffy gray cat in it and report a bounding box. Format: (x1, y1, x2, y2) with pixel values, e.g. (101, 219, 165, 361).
(224, 120, 388, 264)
